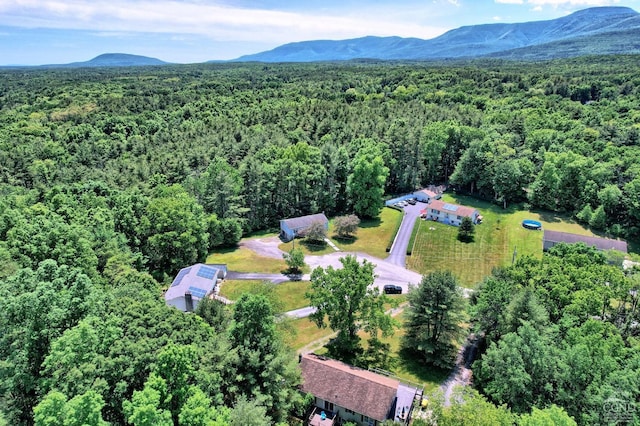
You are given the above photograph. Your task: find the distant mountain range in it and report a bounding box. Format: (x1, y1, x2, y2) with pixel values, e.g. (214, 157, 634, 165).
(6, 6, 640, 68)
(41, 53, 168, 68)
(234, 6, 640, 62)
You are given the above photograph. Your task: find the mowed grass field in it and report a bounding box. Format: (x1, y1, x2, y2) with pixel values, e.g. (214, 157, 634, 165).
(407, 193, 597, 287)
(219, 279, 311, 313)
(278, 207, 403, 259)
(206, 246, 288, 274)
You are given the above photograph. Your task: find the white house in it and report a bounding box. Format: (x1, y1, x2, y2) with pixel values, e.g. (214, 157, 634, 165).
(299, 353, 420, 426)
(164, 263, 227, 312)
(280, 213, 329, 242)
(412, 188, 442, 203)
(420, 199, 481, 226)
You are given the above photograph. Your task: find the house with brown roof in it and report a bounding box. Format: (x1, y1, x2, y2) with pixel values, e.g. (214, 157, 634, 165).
(543, 230, 628, 253)
(299, 353, 420, 426)
(280, 213, 329, 242)
(420, 199, 481, 226)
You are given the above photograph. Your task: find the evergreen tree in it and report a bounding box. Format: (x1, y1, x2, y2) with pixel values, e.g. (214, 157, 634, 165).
(402, 271, 466, 368)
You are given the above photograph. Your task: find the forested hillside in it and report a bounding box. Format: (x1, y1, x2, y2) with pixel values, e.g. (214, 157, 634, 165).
(1, 57, 640, 425)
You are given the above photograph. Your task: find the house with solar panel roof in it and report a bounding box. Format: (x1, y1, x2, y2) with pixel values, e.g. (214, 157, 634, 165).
(164, 263, 227, 312)
(420, 199, 481, 226)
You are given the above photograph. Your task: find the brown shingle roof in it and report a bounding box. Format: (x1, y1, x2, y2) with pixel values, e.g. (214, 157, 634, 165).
(544, 230, 627, 253)
(427, 199, 478, 218)
(299, 354, 398, 421)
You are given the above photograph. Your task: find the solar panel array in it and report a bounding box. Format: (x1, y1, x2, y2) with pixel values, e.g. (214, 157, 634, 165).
(443, 203, 459, 212)
(171, 267, 192, 287)
(188, 286, 208, 299)
(197, 265, 218, 280)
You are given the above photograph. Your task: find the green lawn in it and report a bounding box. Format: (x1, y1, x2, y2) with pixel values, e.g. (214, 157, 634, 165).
(281, 317, 336, 351)
(206, 246, 287, 274)
(279, 238, 335, 256)
(407, 193, 596, 287)
(357, 314, 449, 392)
(277, 208, 403, 258)
(330, 207, 403, 258)
(219, 279, 311, 313)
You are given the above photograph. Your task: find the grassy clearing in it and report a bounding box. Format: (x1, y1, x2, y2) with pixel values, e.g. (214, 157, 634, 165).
(279, 238, 335, 256)
(206, 246, 287, 274)
(218, 279, 263, 300)
(282, 317, 335, 351)
(332, 207, 403, 258)
(407, 193, 595, 287)
(219, 279, 311, 312)
(358, 317, 448, 392)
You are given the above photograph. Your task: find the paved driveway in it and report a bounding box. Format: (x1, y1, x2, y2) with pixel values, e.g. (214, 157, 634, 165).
(385, 203, 426, 267)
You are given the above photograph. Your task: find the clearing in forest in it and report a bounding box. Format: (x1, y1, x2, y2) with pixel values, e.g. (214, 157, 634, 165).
(407, 193, 597, 287)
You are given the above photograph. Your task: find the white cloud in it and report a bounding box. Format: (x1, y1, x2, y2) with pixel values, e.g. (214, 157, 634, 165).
(495, 0, 524, 4)
(0, 0, 449, 43)
(493, 16, 503, 20)
(527, 0, 620, 5)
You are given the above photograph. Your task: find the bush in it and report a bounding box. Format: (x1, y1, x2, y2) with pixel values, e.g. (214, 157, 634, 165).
(301, 221, 327, 243)
(334, 214, 360, 238)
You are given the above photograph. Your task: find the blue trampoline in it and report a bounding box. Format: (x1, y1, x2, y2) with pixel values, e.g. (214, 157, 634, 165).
(522, 219, 542, 230)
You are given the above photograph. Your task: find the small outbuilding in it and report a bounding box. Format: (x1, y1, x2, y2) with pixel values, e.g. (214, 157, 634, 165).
(543, 230, 627, 253)
(280, 213, 329, 242)
(164, 263, 227, 312)
(412, 188, 442, 203)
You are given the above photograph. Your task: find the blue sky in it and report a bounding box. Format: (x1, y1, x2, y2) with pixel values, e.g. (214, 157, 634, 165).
(0, 0, 638, 65)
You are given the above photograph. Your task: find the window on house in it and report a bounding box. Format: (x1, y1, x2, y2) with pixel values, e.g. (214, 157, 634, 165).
(457, 215, 462, 220)
(324, 401, 334, 412)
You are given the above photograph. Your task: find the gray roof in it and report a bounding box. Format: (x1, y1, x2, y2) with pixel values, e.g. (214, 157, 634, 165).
(164, 263, 222, 302)
(281, 213, 328, 231)
(544, 230, 628, 253)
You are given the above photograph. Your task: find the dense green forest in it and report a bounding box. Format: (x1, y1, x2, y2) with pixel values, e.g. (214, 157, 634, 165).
(1, 56, 640, 425)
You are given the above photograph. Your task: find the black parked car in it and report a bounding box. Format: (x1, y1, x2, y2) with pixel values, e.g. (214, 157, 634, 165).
(407, 198, 417, 205)
(383, 284, 403, 294)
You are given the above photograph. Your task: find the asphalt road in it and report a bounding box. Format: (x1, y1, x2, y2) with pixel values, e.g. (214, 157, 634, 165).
(385, 202, 426, 267)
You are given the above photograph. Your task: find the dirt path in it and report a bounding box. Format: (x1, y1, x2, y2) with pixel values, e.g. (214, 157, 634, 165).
(440, 333, 480, 406)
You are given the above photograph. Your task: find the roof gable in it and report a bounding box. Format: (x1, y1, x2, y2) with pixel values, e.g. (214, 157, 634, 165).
(281, 213, 329, 230)
(300, 354, 398, 421)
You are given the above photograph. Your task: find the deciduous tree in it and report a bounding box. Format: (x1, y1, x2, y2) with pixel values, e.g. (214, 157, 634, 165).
(307, 255, 394, 363)
(347, 142, 389, 219)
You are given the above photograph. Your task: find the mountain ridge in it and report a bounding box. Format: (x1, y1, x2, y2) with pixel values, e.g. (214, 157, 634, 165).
(41, 53, 168, 68)
(233, 6, 640, 62)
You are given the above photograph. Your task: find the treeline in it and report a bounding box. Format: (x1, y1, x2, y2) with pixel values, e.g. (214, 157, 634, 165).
(2, 57, 640, 238)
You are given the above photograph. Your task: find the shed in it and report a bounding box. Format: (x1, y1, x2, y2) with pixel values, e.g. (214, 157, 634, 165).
(280, 213, 329, 242)
(543, 230, 627, 253)
(412, 188, 442, 203)
(164, 263, 227, 312)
